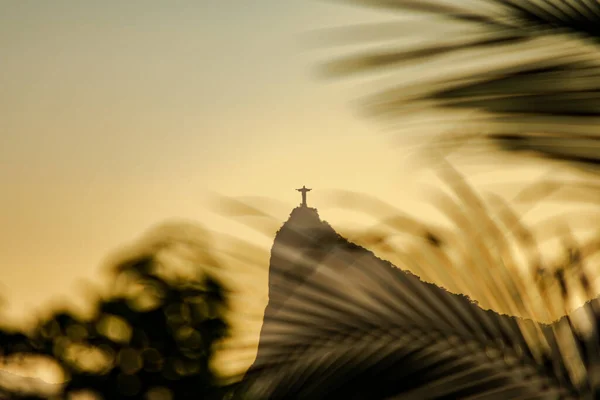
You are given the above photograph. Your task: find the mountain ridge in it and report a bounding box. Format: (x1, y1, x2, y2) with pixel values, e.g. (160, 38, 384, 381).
(241, 205, 587, 398)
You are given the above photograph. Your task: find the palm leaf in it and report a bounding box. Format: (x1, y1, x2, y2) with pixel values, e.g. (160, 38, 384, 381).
(319, 0, 600, 170)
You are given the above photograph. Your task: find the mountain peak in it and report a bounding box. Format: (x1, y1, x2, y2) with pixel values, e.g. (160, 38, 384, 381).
(273, 206, 335, 246)
(285, 205, 322, 228)
(241, 205, 557, 398)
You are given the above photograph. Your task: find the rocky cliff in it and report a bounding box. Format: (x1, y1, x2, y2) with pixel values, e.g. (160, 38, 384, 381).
(240, 206, 584, 399)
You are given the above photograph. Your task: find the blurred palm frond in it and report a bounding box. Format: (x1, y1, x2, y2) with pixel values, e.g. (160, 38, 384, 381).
(318, 0, 600, 172)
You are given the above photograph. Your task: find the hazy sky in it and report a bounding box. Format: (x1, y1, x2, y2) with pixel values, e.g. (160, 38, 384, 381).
(1, 1, 437, 324)
(1, 0, 568, 328)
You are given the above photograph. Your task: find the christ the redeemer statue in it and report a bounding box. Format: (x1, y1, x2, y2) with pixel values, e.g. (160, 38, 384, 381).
(296, 185, 312, 207)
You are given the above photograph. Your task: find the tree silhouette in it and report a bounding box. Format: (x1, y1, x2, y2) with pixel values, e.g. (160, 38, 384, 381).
(0, 253, 235, 399)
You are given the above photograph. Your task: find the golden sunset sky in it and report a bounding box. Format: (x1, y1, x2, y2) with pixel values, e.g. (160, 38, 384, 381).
(0, 1, 422, 325)
(1, 0, 569, 336)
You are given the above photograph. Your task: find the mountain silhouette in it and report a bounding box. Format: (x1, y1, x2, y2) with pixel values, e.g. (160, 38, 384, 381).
(239, 205, 591, 399)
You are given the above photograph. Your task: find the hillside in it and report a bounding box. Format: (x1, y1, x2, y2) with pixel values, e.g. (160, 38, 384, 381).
(240, 206, 583, 399)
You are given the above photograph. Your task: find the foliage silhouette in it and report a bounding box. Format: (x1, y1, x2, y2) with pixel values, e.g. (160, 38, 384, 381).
(319, 0, 600, 172)
(299, 3, 600, 394)
(0, 251, 234, 399)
